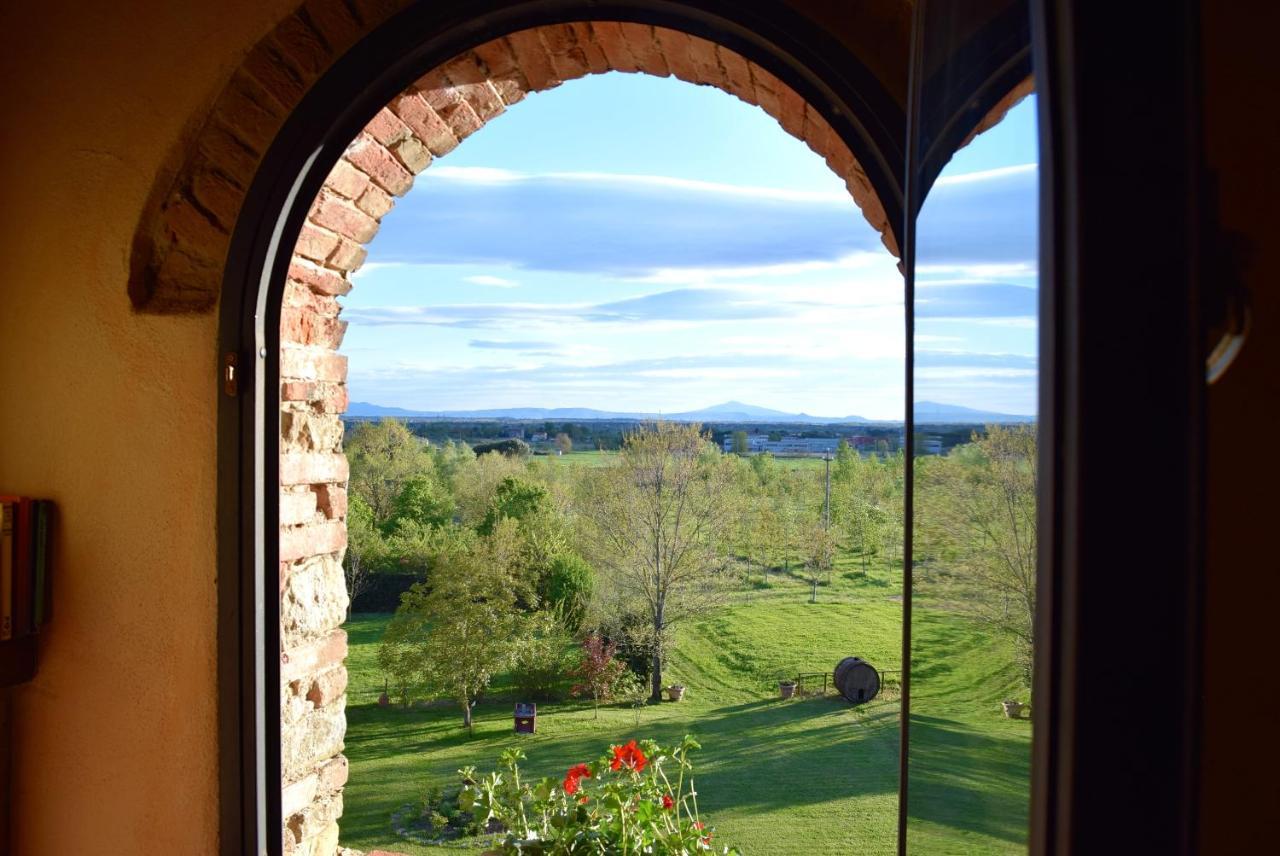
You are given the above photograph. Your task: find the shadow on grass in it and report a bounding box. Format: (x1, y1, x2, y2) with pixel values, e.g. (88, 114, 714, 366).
(905, 714, 1031, 846)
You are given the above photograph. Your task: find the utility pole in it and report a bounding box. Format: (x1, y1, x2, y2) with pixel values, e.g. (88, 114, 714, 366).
(823, 448, 832, 530)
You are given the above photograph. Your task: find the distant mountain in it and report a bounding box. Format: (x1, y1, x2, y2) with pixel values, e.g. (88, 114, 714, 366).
(913, 401, 1035, 424)
(346, 399, 1033, 424)
(346, 400, 870, 423)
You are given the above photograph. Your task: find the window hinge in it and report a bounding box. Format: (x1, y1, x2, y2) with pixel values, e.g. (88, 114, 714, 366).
(223, 352, 239, 397)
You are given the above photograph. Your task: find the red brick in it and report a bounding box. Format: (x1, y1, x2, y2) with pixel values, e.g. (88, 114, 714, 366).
(451, 80, 505, 121)
(363, 107, 412, 146)
(294, 223, 341, 263)
(280, 452, 349, 486)
(317, 383, 349, 414)
(618, 23, 670, 77)
(390, 137, 431, 173)
(281, 345, 349, 382)
(685, 35, 726, 87)
(271, 10, 333, 77)
(342, 134, 413, 195)
(280, 629, 348, 683)
(471, 37, 524, 81)
(569, 22, 611, 74)
(654, 28, 699, 83)
(324, 159, 370, 200)
(538, 25, 591, 81)
(283, 280, 340, 318)
(279, 520, 347, 563)
(505, 29, 560, 90)
(242, 40, 309, 110)
(717, 45, 755, 103)
(288, 258, 351, 297)
(306, 666, 349, 706)
(389, 92, 458, 156)
(315, 484, 348, 519)
(309, 191, 379, 242)
(212, 70, 286, 155)
(750, 62, 783, 119)
(436, 99, 483, 141)
(281, 306, 348, 348)
(282, 381, 318, 402)
(590, 21, 640, 72)
(776, 82, 808, 139)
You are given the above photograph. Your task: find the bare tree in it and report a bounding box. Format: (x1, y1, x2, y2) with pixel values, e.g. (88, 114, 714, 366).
(578, 422, 733, 701)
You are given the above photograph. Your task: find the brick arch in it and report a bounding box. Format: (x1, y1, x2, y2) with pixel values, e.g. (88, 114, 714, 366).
(273, 20, 901, 856)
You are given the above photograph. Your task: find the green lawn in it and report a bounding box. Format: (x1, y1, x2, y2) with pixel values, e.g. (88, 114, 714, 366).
(339, 558, 1030, 854)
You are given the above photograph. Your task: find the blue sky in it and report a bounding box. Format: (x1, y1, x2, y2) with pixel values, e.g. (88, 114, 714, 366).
(342, 72, 1038, 420)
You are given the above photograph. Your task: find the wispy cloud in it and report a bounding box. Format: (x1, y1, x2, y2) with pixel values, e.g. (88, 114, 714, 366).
(463, 274, 519, 287)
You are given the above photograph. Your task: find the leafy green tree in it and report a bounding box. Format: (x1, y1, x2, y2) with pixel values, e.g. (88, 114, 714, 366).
(577, 422, 733, 701)
(391, 476, 454, 530)
(378, 521, 529, 730)
(478, 476, 550, 535)
(731, 430, 749, 456)
(344, 494, 383, 616)
(543, 554, 594, 632)
(346, 419, 435, 521)
(554, 432, 573, 454)
(918, 424, 1038, 684)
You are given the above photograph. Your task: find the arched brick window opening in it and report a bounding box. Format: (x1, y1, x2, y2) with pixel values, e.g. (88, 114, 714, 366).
(274, 22, 903, 854)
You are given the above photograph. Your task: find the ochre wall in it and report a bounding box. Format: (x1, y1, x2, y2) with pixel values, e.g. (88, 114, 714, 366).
(0, 1, 296, 851)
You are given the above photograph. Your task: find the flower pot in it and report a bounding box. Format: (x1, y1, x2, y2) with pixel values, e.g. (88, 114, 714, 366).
(1001, 700, 1026, 719)
(666, 685, 686, 702)
(377, 691, 390, 707)
(779, 681, 797, 700)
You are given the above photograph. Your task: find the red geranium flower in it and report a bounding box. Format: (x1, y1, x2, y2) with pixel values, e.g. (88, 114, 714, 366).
(578, 795, 590, 804)
(662, 794, 675, 810)
(563, 763, 592, 795)
(610, 740, 648, 772)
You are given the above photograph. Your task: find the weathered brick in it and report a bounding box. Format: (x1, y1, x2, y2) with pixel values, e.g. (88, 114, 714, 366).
(618, 23, 670, 77)
(327, 237, 368, 273)
(776, 82, 808, 139)
(686, 35, 726, 87)
(281, 306, 348, 348)
(282, 773, 319, 818)
(280, 521, 347, 564)
(309, 192, 379, 242)
(590, 21, 640, 73)
(504, 30, 560, 90)
(654, 28, 699, 83)
(280, 452, 349, 486)
(538, 25, 591, 81)
(242, 39, 310, 110)
(389, 92, 458, 156)
(283, 381, 319, 402)
(569, 22, 611, 74)
(315, 484, 348, 519)
(281, 629, 348, 683)
(307, 666, 349, 707)
(436, 99, 483, 141)
(281, 346, 349, 382)
(342, 134, 413, 195)
(750, 62, 783, 119)
(284, 280, 341, 317)
(293, 224, 341, 263)
(189, 160, 245, 231)
(212, 70, 286, 154)
(281, 552, 348, 637)
(317, 755, 350, 793)
(354, 184, 395, 219)
(717, 44, 755, 103)
(324, 159, 371, 200)
(281, 490, 319, 526)
(288, 258, 352, 297)
(390, 137, 431, 173)
(282, 700, 346, 782)
(282, 411, 344, 454)
(363, 107, 412, 146)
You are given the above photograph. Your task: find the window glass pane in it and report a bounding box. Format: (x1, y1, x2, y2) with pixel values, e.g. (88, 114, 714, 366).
(906, 11, 1037, 850)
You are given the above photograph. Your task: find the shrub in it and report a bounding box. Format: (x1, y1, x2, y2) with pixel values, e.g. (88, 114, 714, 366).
(460, 737, 738, 855)
(473, 438, 531, 458)
(511, 612, 575, 701)
(543, 554, 594, 631)
(569, 633, 627, 718)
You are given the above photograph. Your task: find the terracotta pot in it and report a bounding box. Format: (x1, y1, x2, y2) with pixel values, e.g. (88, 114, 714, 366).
(666, 685, 686, 702)
(779, 681, 797, 700)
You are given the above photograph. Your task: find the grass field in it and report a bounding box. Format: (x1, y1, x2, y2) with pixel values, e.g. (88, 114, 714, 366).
(338, 556, 1030, 854)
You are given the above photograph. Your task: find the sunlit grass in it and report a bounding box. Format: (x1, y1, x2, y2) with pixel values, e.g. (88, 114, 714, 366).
(339, 556, 1030, 854)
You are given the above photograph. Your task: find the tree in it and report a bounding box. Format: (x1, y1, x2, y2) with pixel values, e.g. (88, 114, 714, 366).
(344, 494, 381, 618)
(918, 424, 1038, 685)
(346, 419, 435, 521)
(803, 521, 836, 602)
(391, 476, 454, 530)
(554, 432, 573, 454)
(569, 633, 627, 718)
(377, 521, 529, 731)
(731, 430, 749, 456)
(578, 422, 733, 701)
(543, 554, 594, 632)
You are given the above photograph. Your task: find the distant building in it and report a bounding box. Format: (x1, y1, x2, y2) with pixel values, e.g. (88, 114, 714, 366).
(530, 432, 549, 442)
(721, 433, 838, 457)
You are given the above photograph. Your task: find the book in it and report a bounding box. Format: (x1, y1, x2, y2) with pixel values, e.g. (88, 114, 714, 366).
(11, 499, 32, 638)
(0, 502, 12, 641)
(33, 501, 49, 629)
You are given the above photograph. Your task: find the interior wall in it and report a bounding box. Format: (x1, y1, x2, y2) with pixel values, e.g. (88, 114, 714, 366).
(0, 1, 296, 851)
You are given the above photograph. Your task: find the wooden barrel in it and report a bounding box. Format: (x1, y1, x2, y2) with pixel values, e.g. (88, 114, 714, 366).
(833, 657, 880, 705)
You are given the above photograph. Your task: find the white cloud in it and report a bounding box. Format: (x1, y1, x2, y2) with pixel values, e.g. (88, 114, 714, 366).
(933, 163, 1037, 186)
(463, 274, 519, 288)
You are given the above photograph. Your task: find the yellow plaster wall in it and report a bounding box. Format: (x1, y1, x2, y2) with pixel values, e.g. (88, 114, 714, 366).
(0, 2, 295, 851)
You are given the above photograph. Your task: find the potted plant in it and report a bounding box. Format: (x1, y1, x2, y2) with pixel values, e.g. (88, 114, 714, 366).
(665, 684, 686, 702)
(779, 679, 797, 700)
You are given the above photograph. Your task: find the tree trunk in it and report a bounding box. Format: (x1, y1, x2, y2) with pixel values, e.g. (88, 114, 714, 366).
(650, 608, 664, 702)
(462, 698, 473, 732)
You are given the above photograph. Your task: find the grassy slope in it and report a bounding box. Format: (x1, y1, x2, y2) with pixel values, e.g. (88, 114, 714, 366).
(340, 557, 1030, 855)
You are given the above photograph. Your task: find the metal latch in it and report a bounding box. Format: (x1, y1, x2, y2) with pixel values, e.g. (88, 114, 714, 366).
(223, 352, 239, 396)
